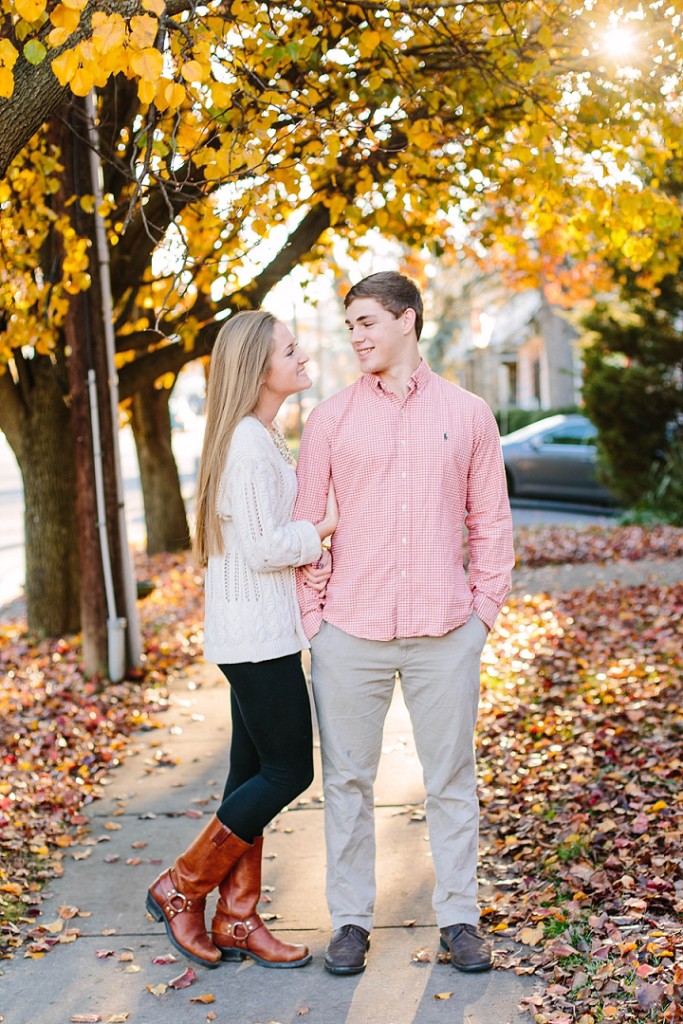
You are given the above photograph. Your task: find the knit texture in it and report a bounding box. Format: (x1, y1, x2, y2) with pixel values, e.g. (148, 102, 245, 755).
(203, 416, 321, 664)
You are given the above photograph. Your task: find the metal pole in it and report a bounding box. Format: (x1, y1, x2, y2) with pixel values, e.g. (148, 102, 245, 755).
(85, 91, 141, 667)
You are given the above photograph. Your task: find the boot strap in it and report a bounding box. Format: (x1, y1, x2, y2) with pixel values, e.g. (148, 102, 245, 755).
(224, 916, 263, 941)
(163, 886, 201, 918)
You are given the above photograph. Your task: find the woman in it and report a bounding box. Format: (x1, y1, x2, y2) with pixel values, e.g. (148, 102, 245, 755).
(146, 310, 336, 970)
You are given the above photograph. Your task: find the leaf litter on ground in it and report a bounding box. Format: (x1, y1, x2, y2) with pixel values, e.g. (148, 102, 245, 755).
(1, 533, 682, 1023)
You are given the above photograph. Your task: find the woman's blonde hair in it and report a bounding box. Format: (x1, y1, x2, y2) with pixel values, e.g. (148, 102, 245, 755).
(193, 310, 276, 567)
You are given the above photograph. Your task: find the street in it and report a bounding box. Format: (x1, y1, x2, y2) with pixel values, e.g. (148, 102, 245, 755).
(0, 428, 618, 614)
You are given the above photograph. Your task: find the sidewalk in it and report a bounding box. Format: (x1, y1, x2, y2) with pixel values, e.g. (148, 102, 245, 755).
(0, 658, 538, 1024)
(3, 552, 680, 1024)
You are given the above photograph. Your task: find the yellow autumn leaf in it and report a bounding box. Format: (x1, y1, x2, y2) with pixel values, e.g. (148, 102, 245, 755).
(358, 29, 381, 58)
(0, 67, 13, 98)
(129, 14, 159, 50)
(49, 3, 80, 33)
(0, 38, 19, 67)
(180, 59, 204, 83)
(69, 64, 96, 97)
(14, 0, 46, 22)
(434, 992, 453, 1000)
(142, 0, 165, 12)
(137, 77, 156, 105)
(129, 46, 164, 81)
(537, 24, 553, 49)
(91, 12, 127, 55)
(60, 0, 88, 9)
(51, 48, 79, 86)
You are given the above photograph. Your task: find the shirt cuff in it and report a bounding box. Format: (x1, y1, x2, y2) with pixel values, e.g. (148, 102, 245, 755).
(473, 594, 501, 632)
(301, 605, 323, 641)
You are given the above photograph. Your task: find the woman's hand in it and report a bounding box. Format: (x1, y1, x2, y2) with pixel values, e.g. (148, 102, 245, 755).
(315, 479, 338, 541)
(301, 548, 332, 592)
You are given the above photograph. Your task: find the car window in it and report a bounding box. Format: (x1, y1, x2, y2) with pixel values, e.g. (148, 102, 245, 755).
(540, 424, 597, 446)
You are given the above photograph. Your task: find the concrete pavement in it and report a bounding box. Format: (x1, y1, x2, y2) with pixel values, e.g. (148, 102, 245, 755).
(0, 659, 538, 1024)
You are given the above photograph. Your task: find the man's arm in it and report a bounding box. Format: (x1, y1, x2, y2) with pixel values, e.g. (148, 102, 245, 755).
(294, 407, 333, 638)
(465, 403, 515, 630)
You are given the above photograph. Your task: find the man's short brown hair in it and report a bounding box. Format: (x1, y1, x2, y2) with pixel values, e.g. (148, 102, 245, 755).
(344, 271, 424, 340)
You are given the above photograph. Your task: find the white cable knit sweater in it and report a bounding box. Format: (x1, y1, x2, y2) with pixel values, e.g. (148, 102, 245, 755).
(203, 416, 322, 665)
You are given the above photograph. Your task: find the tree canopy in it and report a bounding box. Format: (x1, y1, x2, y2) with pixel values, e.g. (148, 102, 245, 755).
(1, 0, 682, 376)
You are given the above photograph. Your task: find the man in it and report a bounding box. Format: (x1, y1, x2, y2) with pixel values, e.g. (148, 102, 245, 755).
(294, 271, 514, 975)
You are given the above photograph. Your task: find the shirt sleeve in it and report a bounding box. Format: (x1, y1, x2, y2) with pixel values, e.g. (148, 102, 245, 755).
(465, 402, 515, 630)
(293, 407, 333, 638)
(225, 456, 322, 573)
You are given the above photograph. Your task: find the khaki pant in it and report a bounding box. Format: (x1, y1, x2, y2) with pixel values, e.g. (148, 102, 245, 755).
(310, 614, 487, 931)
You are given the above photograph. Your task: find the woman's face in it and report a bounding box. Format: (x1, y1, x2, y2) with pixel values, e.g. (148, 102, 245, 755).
(261, 321, 312, 400)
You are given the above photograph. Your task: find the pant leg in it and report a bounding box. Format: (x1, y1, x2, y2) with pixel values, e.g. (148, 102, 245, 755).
(221, 688, 261, 801)
(216, 654, 314, 843)
(398, 613, 487, 928)
(310, 622, 397, 930)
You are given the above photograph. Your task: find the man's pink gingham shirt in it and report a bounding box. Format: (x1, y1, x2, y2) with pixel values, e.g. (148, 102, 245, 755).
(294, 360, 514, 641)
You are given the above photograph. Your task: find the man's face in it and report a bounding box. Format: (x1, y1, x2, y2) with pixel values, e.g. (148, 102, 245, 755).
(345, 297, 414, 375)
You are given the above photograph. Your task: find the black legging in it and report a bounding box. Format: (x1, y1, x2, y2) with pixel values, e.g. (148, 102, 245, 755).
(215, 653, 314, 843)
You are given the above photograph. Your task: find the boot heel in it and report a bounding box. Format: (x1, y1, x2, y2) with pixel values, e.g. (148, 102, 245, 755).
(146, 891, 163, 922)
(219, 947, 244, 962)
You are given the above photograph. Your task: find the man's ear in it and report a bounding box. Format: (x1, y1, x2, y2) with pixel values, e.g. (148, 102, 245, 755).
(402, 307, 417, 334)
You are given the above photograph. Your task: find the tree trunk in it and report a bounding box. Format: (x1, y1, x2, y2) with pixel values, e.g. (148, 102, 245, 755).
(58, 99, 129, 675)
(0, 358, 81, 635)
(130, 383, 191, 554)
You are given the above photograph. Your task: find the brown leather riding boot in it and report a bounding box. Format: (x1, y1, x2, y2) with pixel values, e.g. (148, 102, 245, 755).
(146, 815, 251, 968)
(211, 835, 311, 968)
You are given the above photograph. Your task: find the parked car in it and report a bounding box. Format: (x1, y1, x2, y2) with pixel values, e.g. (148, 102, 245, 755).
(500, 414, 618, 504)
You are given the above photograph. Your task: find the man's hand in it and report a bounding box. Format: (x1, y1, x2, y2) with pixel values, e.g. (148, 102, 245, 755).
(301, 548, 332, 592)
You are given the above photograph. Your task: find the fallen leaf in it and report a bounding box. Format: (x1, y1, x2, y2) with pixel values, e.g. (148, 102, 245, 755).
(147, 983, 167, 997)
(434, 992, 453, 1000)
(169, 966, 197, 989)
(411, 948, 431, 963)
(189, 994, 215, 1004)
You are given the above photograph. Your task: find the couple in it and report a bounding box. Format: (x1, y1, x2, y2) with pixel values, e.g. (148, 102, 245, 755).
(146, 271, 515, 977)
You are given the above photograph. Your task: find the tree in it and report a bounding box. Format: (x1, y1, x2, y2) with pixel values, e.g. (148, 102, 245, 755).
(582, 272, 683, 505)
(1, 0, 682, 639)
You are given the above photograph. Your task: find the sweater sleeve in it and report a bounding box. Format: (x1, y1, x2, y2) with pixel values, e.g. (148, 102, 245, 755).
(225, 456, 322, 572)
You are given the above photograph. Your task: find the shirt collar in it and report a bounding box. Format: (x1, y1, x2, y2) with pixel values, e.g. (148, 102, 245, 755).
(365, 358, 432, 395)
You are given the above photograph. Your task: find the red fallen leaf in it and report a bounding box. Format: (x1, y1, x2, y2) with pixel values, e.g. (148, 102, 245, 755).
(189, 994, 215, 1004)
(184, 810, 204, 819)
(169, 966, 197, 989)
(636, 980, 667, 1010)
(152, 953, 178, 964)
(95, 949, 116, 958)
(631, 813, 650, 834)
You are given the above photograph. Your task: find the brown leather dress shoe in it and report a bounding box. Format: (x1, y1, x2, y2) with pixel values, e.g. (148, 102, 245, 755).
(324, 925, 370, 975)
(439, 923, 493, 972)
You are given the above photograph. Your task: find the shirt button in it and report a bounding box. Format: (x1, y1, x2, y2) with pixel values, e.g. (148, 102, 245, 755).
(401, 472, 406, 478)
(401, 504, 407, 511)
(401, 537, 407, 544)
(400, 570, 406, 577)
(400, 439, 406, 446)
